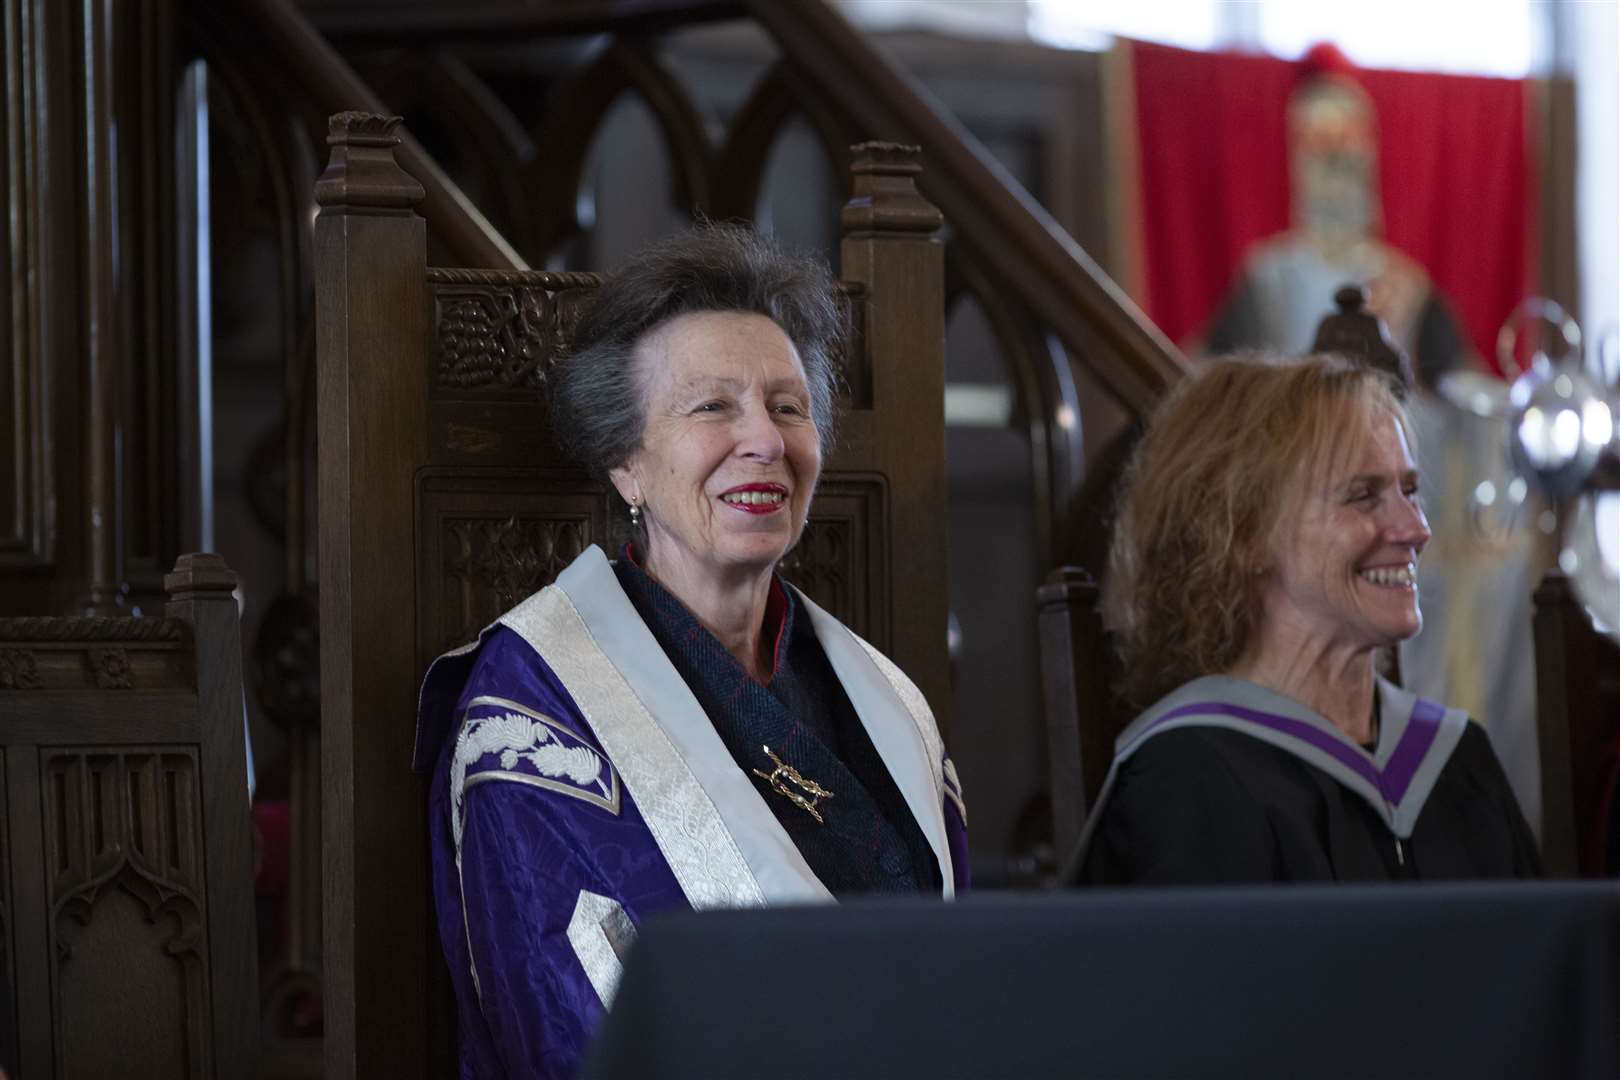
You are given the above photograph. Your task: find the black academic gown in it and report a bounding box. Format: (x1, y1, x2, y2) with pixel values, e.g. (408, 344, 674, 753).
(1075, 675, 1540, 885)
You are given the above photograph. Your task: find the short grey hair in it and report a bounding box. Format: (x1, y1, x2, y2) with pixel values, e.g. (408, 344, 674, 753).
(551, 223, 844, 479)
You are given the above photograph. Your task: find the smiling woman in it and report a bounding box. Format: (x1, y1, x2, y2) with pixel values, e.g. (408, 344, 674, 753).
(1069, 352, 1539, 886)
(606, 310, 823, 667)
(417, 225, 968, 1080)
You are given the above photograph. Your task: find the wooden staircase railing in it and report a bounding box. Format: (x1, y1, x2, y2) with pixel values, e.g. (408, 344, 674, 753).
(194, 0, 523, 269)
(294, 0, 1189, 566)
(743, 0, 1188, 417)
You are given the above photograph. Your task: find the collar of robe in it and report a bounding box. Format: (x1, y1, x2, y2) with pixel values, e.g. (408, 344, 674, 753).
(1073, 674, 1469, 865)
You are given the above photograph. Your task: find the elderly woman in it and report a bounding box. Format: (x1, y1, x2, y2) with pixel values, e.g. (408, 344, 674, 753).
(415, 225, 967, 1079)
(1072, 353, 1538, 885)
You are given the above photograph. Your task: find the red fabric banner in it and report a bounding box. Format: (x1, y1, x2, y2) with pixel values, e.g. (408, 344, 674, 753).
(1129, 39, 1537, 374)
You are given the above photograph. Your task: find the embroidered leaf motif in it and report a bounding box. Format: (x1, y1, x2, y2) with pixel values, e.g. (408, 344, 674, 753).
(451, 708, 610, 845)
(523, 739, 603, 789)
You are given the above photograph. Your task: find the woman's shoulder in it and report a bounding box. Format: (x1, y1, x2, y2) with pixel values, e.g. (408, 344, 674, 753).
(1116, 722, 1308, 791)
(1437, 716, 1521, 795)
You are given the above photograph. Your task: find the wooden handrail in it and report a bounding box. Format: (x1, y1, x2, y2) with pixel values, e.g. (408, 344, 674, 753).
(280, 0, 1185, 407)
(217, 0, 525, 270)
(309, 0, 745, 41)
(744, 0, 1189, 415)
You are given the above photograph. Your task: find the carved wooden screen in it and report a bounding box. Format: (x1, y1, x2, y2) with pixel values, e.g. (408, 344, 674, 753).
(0, 555, 257, 1078)
(316, 112, 947, 1077)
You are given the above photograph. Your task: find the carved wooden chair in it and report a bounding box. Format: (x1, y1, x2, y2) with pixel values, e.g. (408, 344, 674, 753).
(1533, 570, 1620, 877)
(0, 553, 257, 1078)
(314, 112, 951, 1078)
(1037, 566, 1128, 860)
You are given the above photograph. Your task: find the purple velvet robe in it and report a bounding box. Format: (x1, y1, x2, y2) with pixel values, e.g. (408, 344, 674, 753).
(418, 547, 968, 1080)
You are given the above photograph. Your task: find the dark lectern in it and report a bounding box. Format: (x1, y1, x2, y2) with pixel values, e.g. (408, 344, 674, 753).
(586, 882, 1619, 1080)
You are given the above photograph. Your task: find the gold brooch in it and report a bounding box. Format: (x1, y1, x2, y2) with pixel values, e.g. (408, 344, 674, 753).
(751, 745, 835, 824)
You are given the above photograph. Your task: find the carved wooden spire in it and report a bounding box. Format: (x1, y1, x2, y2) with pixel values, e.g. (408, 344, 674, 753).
(315, 112, 425, 213)
(837, 141, 949, 722)
(1311, 283, 1415, 393)
(841, 142, 942, 236)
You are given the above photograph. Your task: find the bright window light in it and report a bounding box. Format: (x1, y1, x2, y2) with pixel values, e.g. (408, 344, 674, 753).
(1028, 0, 1221, 52)
(1029, 0, 1541, 77)
(1259, 0, 1540, 76)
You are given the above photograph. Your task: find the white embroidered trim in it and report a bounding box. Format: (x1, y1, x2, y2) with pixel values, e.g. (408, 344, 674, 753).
(567, 891, 637, 1008)
(450, 695, 619, 847)
(503, 585, 768, 910)
(942, 757, 968, 826)
(852, 636, 947, 809)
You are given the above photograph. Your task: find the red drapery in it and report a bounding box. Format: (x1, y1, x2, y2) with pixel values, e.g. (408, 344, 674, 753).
(1128, 40, 1538, 374)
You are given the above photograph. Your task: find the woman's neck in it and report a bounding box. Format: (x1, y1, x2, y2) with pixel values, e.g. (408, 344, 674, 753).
(641, 550, 775, 681)
(1230, 624, 1379, 745)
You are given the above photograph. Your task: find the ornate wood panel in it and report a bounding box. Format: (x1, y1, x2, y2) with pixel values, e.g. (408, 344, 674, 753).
(417, 469, 610, 661)
(429, 269, 600, 395)
(45, 748, 212, 1078)
(779, 473, 887, 648)
(0, 555, 257, 1077)
(0, 617, 189, 690)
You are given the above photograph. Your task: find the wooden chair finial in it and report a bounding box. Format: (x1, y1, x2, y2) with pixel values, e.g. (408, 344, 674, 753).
(316, 111, 426, 213)
(842, 141, 941, 236)
(1310, 282, 1416, 392)
(163, 551, 239, 599)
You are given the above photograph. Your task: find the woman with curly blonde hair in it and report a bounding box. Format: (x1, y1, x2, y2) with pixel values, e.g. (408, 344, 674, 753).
(1072, 353, 1537, 884)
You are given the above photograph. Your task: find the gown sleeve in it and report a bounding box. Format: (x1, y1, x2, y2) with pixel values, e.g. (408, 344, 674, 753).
(456, 782, 611, 1079)
(1094, 728, 1278, 884)
(1452, 722, 1542, 878)
(433, 629, 684, 1080)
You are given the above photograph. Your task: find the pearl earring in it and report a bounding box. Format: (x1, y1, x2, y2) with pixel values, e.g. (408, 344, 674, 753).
(629, 501, 642, 528)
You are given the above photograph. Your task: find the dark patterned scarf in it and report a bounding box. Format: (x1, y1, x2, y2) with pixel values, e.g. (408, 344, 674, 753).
(615, 548, 939, 895)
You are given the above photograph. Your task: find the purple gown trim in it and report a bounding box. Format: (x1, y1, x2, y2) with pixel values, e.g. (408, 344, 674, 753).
(1149, 696, 1446, 806)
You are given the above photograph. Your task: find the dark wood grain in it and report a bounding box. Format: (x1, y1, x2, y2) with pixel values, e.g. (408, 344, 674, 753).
(837, 141, 950, 731)
(165, 552, 259, 1079)
(307, 0, 746, 41)
(196, 0, 523, 272)
(1533, 570, 1620, 877)
(315, 111, 434, 1079)
(0, 554, 258, 1078)
(1036, 566, 1124, 858)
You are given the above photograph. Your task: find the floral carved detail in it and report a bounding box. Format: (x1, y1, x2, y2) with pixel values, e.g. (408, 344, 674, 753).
(444, 516, 590, 645)
(432, 281, 597, 393)
(89, 648, 134, 690)
(0, 648, 41, 689)
(781, 519, 853, 624)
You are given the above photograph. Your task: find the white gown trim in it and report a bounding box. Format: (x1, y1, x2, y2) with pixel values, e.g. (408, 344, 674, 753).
(500, 558, 784, 909)
(567, 890, 637, 1008)
(796, 590, 956, 897)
